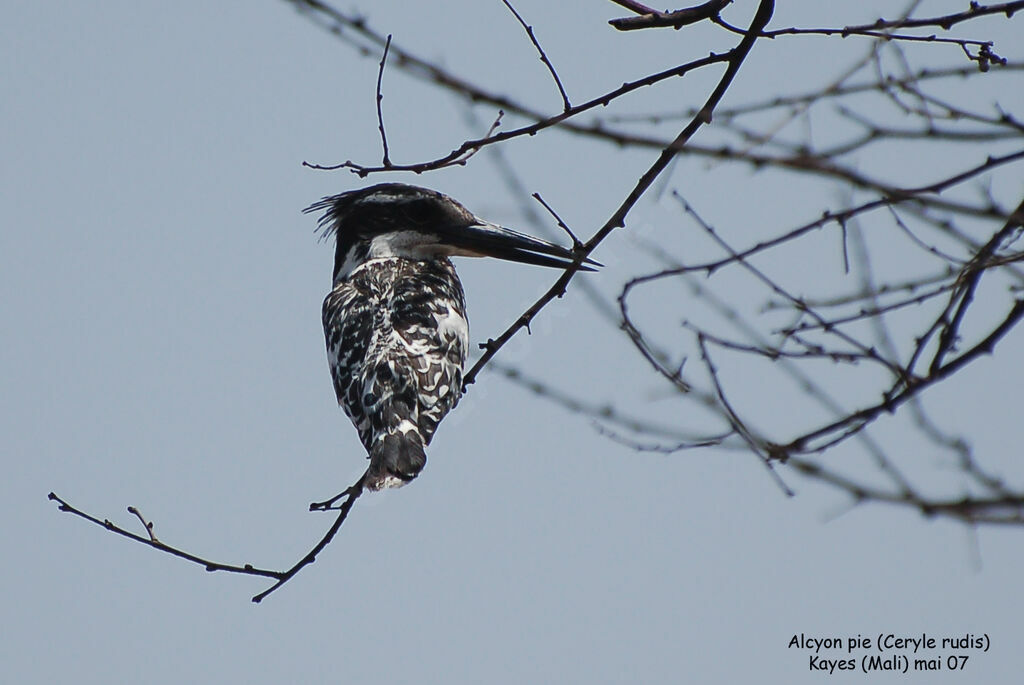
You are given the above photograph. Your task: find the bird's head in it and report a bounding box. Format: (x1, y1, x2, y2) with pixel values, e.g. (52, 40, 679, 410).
(306, 183, 596, 283)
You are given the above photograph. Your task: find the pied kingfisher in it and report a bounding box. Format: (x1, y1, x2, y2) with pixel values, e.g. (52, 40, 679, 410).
(307, 184, 593, 491)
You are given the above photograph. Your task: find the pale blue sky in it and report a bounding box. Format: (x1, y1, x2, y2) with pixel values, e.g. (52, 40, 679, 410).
(4, 2, 1022, 683)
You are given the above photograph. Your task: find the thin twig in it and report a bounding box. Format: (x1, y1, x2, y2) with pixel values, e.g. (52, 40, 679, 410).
(787, 299, 1024, 453)
(464, 0, 776, 387)
(500, 0, 571, 111)
(49, 492, 280, 580)
(287, 0, 1021, 195)
(303, 50, 731, 175)
(49, 471, 368, 603)
(607, 0, 660, 14)
(696, 334, 794, 496)
(126, 505, 158, 543)
(252, 474, 366, 602)
(818, 1, 1024, 33)
(788, 458, 1024, 525)
(531, 193, 581, 246)
(625, 149, 1024, 283)
(376, 34, 392, 166)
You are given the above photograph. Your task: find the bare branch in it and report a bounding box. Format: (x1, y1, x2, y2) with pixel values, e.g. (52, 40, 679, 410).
(500, 0, 571, 111)
(786, 299, 1024, 454)
(610, 0, 733, 32)
(830, 1, 1024, 33)
(304, 50, 731, 175)
(49, 471, 367, 603)
(53, 0, 1024, 609)
(531, 193, 581, 247)
(463, 0, 777, 387)
(376, 34, 392, 166)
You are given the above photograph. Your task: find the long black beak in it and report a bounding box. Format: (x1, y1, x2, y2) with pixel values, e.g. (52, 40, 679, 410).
(437, 220, 600, 271)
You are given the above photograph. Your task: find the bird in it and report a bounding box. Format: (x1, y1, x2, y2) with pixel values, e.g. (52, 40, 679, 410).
(306, 183, 594, 492)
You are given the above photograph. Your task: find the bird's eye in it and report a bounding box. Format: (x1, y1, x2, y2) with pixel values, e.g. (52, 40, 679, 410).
(403, 199, 438, 224)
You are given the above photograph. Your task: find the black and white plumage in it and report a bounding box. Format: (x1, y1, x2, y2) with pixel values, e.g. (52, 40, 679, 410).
(307, 184, 593, 491)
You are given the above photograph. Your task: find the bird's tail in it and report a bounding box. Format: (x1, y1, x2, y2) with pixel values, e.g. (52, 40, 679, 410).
(366, 432, 427, 491)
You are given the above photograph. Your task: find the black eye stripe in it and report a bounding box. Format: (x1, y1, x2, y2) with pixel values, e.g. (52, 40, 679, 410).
(403, 199, 440, 223)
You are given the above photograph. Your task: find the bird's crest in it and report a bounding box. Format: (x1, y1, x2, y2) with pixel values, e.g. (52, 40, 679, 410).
(304, 183, 466, 243)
